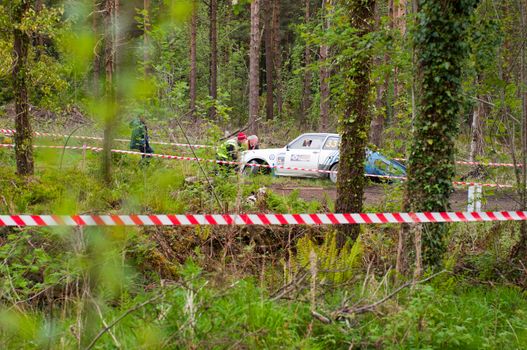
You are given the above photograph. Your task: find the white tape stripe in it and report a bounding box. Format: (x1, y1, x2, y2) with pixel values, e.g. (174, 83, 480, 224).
(80, 216, 96, 225)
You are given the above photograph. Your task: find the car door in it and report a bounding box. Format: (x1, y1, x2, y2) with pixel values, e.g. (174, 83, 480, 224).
(283, 135, 327, 177)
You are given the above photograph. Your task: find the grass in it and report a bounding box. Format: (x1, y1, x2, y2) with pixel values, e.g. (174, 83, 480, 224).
(1, 130, 527, 349)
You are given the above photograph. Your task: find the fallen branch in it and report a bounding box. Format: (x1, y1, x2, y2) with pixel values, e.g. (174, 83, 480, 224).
(85, 294, 162, 350)
(334, 270, 447, 317)
(270, 269, 309, 301)
(221, 117, 262, 140)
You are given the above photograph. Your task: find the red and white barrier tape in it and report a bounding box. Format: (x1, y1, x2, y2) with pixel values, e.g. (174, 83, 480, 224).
(393, 157, 518, 168)
(0, 211, 526, 226)
(0, 143, 513, 188)
(0, 128, 213, 149)
(2, 129, 521, 167)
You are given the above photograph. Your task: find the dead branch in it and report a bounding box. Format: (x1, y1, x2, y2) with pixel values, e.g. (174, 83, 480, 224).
(334, 270, 447, 317)
(85, 294, 162, 350)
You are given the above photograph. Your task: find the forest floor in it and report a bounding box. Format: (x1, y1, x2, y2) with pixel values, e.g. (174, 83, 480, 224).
(270, 183, 519, 211)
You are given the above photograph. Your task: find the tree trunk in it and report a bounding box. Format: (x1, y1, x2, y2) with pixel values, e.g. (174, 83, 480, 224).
(34, 0, 44, 59)
(264, 0, 274, 120)
(143, 0, 151, 77)
(319, 0, 330, 132)
(369, 0, 387, 148)
(512, 0, 527, 259)
(209, 0, 218, 119)
(102, 0, 117, 184)
(12, 0, 34, 176)
(335, 0, 376, 247)
(249, 0, 261, 134)
(301, 0, 312, 118)
(272, 0, 282, 117)
(93, 0, 100, 97)
(469, 87, 486, 162)
(190, 0, 197, 118)
(406, 0, 476, 267)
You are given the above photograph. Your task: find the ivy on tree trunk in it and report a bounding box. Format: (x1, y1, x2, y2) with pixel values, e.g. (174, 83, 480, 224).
(406, 0, 478, 267)
(335, 0, 376, 248)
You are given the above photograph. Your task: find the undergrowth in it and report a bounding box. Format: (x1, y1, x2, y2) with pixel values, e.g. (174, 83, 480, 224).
(1, 149, 527, 349)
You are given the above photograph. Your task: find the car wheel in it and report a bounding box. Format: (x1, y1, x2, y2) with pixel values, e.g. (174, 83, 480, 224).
(329, 163, 338, 183)
(242, 160, 261, 176)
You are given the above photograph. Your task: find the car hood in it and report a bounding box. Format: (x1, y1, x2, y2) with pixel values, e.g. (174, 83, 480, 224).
(241, 148, 285, 162)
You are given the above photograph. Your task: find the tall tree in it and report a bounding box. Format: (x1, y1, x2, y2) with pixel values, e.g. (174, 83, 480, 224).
(143, 0, 152, 77)
(335, 0, 376, 247)
(12, 0, 34, 176)
(512, 0, 527, 259)
(272, 0, 282, 117)
(249, 0, 261, 133)
(93, 0, 100, 97)
(369, 0, 388, 147)
(102, 0, 118, 184)
(264, 0, 274, 120)
(319, 0, 330, 131)
(189, 0, 197, 117)
(405, 0, 477, 268)
(209, 0, 218, 119)
(301, 0, 312, 118)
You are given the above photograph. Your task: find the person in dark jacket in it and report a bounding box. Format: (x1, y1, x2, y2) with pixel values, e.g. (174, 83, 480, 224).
(130, 116, 153, 161)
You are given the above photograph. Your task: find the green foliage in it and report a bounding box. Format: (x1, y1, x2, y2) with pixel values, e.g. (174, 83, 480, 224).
(292, 232, 362, 284)
(407, 0, 478, 266)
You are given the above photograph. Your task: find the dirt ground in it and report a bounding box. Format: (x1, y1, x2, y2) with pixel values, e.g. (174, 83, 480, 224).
(270, 183, 520, 211)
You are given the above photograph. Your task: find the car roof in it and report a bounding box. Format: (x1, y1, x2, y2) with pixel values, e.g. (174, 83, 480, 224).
(299, 133, 339, 138)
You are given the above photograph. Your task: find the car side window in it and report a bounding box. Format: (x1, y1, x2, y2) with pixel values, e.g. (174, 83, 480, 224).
(289, 135, 326, 150)
(323, 137, 340, 150)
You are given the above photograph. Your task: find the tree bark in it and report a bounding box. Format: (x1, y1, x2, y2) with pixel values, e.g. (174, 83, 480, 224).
(209, 0, 218, 119)
(93, 0, 100, 97)
(272, 0, 282, 117)
(512, 0, 527, 259)
(249, 0, 261, 134)
(102, 0, 117, 184)
(319, 0, 330, 132)
(190, 0, 197, 118)
(335, 0, 376, 247)
(12, 0, 34, 176)
(406, 0, 476, 267)
(369, 0, 387, 148)
(143, 0, 151, 77)
(264, 0, 274, 120)
(301, 0, 312, 118)
(469, 86, 486, 162)
(34, 0, 44, 60)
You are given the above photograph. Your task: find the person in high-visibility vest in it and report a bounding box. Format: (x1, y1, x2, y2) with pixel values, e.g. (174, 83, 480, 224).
(216, 132, 248, 169)
(0, 133, 13, 145)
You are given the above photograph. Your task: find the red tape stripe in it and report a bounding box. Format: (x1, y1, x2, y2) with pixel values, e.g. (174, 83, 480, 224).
(0, 212, 526, 226)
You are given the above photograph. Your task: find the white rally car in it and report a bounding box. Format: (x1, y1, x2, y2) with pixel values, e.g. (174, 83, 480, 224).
(240, 133, 406, 183)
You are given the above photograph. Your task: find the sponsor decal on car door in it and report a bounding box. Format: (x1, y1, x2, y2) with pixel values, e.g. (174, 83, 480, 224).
(284, 135, 326, 176)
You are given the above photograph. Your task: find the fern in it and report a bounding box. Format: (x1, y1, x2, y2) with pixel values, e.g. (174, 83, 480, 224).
(291, 231, 362, 284)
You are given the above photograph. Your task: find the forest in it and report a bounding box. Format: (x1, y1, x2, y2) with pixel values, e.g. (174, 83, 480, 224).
(0, 0, 527, 348)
